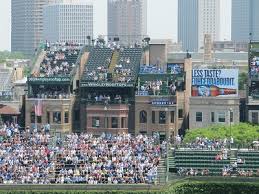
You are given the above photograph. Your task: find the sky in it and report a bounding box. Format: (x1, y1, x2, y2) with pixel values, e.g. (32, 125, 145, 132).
(0, 0, 230, 51)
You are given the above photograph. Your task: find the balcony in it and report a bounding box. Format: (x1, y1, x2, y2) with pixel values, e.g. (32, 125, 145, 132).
(85, 99, 130, 106)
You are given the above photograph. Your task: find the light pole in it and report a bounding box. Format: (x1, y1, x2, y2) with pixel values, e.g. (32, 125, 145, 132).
(229, 108, 233, 149)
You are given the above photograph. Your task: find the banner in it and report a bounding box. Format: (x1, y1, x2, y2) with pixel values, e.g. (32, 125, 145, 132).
(192, 69, 238, 97)
(81, 82, 134, 88)
(151, 97, 176, 105)
(28, 77, 71, 84)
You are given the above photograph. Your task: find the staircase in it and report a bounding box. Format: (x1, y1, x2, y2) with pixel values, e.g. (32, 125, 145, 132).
(157, 158, 167, 185)
(230, 149, 238, 166)
(32, 50, 46, 75)
(168, 155, 176, 170)
(108, 51, 119, 73)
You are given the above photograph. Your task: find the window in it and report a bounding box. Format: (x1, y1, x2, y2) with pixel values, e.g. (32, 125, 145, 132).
(252, 112, 258, 124)
(92, 117, 100, 128)
(112, 117, 118, 128)
(178, 109, 183, 119)
(218, 112, 226, 123)
(196, 112, 202, 122)
(121, 117, 126, 128)
(211, 112, 215, 122)
(159, 111, 166, 124)
(139, 110, 147, 123)
(31, 112, 35, 123)
(53, 112, 61, 124)
(170, 111, 175, 123)
(152, 111, 156, 124)
(64, 111, 69, 123)
(37, 116, 42, 124)
(47, 112, 50, 124)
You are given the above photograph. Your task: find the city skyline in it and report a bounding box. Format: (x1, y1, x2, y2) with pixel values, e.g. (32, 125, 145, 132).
(0, 0, 231, 52)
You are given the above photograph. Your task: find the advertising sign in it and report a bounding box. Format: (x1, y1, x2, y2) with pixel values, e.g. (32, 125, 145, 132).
(192, 69, 238, 97)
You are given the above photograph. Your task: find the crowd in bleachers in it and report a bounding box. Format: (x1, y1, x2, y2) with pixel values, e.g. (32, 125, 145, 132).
(183, 137, 231, 150)
(84, 46, 142, 83)
(0, 126, 160, 184)
(35, 41, 81, 77)
(177, 168, 210, 176)
(250, 56, 259, 76)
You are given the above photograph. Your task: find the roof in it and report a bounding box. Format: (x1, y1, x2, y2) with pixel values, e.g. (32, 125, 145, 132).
(0, 104, 20, 115)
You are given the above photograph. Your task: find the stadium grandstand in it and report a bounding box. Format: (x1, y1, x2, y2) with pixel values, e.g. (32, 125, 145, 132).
(0, 127, 161, 184)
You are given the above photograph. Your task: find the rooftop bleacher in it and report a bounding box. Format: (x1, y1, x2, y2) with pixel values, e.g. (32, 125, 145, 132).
(83, 47, 113, 81)
(32, 42, 82, 78)
(82, 46, 142, 86)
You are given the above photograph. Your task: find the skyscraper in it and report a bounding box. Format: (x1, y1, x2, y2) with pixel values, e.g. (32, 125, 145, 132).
(11, 0, 49, 56)
(107, 0, 147, 45)
(178, 0, 221, 52)
(178, 0, 199, 52)
(232, 0, 259, 42)
(43, 0, 93, 44)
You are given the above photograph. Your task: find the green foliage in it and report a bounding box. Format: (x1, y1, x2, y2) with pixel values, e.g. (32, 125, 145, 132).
(173, 182, 259, 194)
(1, 182, 259, 194)
(239, 72, 248, 90)
(0, 51, 26, 63)
(0, 191, 163, 194)
(184, 123, 259, 146)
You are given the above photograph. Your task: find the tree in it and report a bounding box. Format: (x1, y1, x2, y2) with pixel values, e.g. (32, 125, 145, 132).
(184, 123, 259, 147)
(239, 72, 248, 90)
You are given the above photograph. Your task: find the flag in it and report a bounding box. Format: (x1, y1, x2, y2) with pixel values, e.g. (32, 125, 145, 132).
(35, 99, 43, 116)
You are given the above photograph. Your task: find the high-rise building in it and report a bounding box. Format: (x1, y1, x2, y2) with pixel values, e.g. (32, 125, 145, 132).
(11, 0, 49, 56)
(43, 0, 93, 44)
(178, 0, 199, 52)
(232, 0, 259, 42)
(178, 0, 221, 52)
(107, 0, 147, 45)
(198, 0, 221, 50)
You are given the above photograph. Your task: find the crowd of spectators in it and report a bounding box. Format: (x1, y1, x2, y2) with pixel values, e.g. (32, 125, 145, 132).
(182, 137, 231, 150)
(35, 41, 81, 77)
(137, 80, 177, 96)
(250, 56, 259, 76)
(30, 88, 70, 99)
(177, 168, 210, 176)
(86, 93, 124, 105)
(86, 65, 109, 82)
(0, 127, 160, 184)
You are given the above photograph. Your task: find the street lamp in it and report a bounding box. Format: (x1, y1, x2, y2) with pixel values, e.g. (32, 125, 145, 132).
(229, 108, 233, 149)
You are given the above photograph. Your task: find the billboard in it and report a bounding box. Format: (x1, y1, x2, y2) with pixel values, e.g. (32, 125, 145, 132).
(192, 69, 238, 97)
